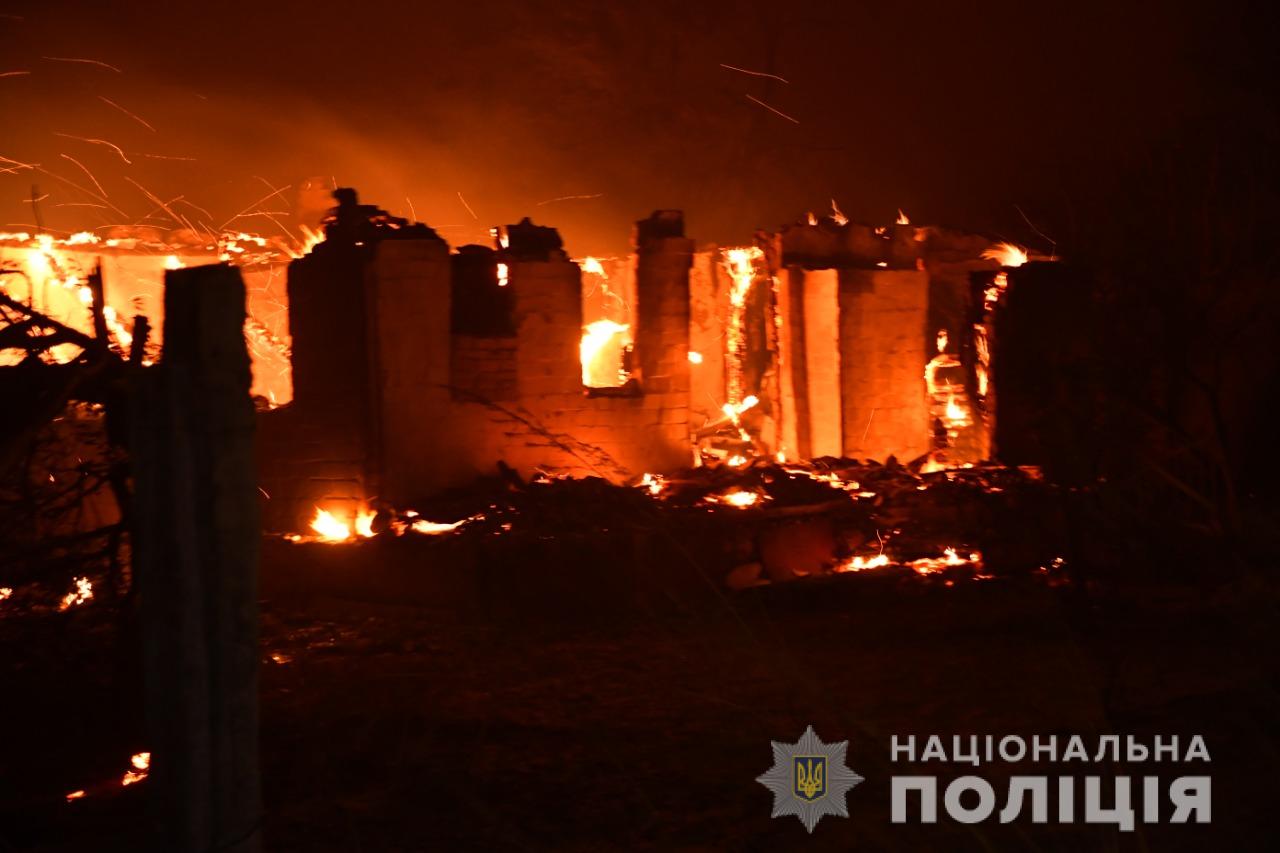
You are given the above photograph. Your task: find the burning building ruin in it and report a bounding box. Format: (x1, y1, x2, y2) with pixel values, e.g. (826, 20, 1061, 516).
(252, 189, 1050, 532)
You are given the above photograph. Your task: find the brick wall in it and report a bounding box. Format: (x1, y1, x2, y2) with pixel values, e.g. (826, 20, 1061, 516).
(688, 249, 725, 431)
(261, 214, 967, 526)
(838, 269, 930, 462)
(259, 244, 375, 530)
(801, 268, 843, 459)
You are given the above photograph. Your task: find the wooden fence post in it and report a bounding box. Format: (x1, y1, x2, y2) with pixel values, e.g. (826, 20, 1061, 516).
(133, 263, 262, 852)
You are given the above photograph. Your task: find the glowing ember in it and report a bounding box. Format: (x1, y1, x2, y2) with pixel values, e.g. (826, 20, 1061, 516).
(496, 262, 509, 287)
(687, 350, 703, 364)
(726, 454, 748, 467)
(409, 515, 478, 535)
(905, 548, 982, 575)
(638, 472, 666, 496)
(721, 395, 759, 418)
(66, 790, 86, 802)
(59, 576, 93, 610)
(981, 242, 1028, 267)
(579, 256, 605, 277)
(839, 548, 982, 575)
(580, 319, 630, 387)
(0, 587, 11, 601)
(164, 254, 183, 270)
(309, 508, 351, 542)
(708, 489, 763, 508)
(842, 553, 890, 572)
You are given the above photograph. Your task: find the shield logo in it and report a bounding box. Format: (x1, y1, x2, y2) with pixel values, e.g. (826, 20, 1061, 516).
(793, 756, 826, 801)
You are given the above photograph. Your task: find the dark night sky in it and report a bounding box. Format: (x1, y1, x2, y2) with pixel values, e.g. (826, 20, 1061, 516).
(0, 1, 1267, 255)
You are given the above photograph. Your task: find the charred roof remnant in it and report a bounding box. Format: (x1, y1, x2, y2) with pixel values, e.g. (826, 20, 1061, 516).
(321, 188, 444, 248)
(500, 217, 565, 262)
(635, 210, 686, 246)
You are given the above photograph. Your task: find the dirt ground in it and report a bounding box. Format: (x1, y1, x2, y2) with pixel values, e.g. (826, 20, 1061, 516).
(2, 537, 1274, 851)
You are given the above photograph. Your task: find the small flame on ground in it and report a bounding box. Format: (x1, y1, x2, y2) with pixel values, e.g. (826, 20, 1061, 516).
(410, 518, 467, 534)
(0, 587, 12, 601)
(839, 547, 982, 576)
(66, 790, 86, 802)
(707, 489, 763, 509)
(638, 473, 666, 496)
(121, 752, 151, 786)
(844, 554, 890, 571)
(897, 209, 910, 225)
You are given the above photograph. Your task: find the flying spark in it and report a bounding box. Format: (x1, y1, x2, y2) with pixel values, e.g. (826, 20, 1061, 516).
(536, 193, 604, 206)
(219, 183, 292, 229)
(43, 56, 122, 73)
(456, 192, 477, 219)
(53, 132, 132, 164)
(59, 153, 108, 198)
(97, 96, 155, 132)
(1, 70, 31, 78)
(744, 94, 799, 124)
(126, 177, 195, 231)
(719, 63, 789, 83)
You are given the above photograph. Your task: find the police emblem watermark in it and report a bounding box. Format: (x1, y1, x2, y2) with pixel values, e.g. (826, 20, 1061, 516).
(757, 725, 864, 833)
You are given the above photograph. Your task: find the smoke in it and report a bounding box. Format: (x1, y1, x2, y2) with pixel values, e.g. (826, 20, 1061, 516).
(0, 0, 1235, 255)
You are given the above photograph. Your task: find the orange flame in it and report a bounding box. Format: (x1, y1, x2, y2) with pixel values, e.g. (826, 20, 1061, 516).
(981, 242, 1028, 267)
(309, 508, 351, 541)
(580, 319, 630, 387)
(716, 489, 761, 508)
(354, 508, 377, 538)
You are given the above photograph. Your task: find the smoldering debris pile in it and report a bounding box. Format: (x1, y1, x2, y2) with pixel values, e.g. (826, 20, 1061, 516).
(286, 457, 1072, 595)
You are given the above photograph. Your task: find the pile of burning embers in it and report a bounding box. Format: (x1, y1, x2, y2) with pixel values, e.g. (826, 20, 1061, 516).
(280, 457, 1072, 603)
